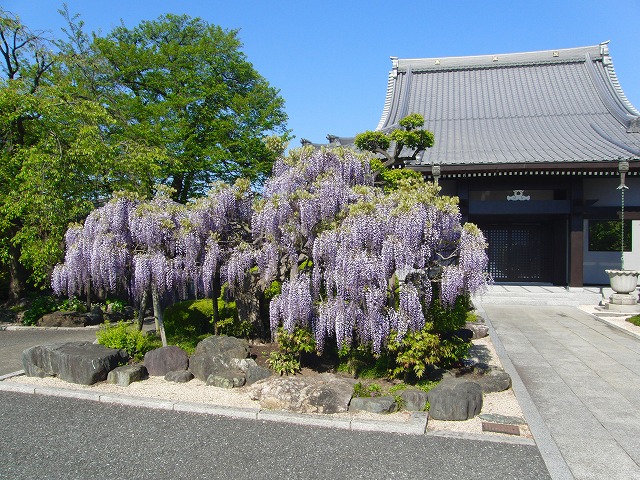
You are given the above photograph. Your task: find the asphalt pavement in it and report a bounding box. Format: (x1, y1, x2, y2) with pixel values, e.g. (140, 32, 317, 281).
(0, 321, 552, 479)
(0, 390, 550, 480)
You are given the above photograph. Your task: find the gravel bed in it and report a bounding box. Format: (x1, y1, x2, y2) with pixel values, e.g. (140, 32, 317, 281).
(4, 333, 527, 437)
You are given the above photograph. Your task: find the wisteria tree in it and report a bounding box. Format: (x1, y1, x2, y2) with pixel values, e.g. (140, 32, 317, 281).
(52, 181, 254, 344)
(52, 193, 140, 309)
(263, 148, 489, 365)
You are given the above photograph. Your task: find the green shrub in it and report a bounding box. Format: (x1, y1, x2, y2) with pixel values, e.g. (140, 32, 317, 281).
(164, 299, 214, 335)
(428, 296, 470, 333)
(164, 296, 249, 340)
(105, 299, 126, 313)
(337, 343, 392, 379)
(58, 296, 87, 313)
(96, 321, 160, 361)
(267, 351, 300, 376)
(387, 326, 442, 380)
(22, 296, 60, 326)
(267, 326, 316, 375)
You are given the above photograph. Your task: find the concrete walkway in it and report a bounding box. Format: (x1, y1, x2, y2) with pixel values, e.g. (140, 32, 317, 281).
(476, 286, 640, 480)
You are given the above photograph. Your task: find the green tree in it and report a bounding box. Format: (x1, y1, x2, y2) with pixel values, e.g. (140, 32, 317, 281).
(0, 10, 156, 302)
(88, 13, 289, 202)
(355, 113, 434, 168)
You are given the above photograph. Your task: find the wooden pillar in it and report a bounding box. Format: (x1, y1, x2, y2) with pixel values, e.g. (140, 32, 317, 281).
(569, 178, 584, 287)
(457, 178, 470, 223)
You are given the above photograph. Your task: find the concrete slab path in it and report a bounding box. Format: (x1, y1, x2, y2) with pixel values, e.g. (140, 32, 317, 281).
(481, 302, 640, 480)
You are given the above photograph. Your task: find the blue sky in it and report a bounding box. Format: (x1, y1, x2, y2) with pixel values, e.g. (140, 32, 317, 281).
(6, 0, 640, 146)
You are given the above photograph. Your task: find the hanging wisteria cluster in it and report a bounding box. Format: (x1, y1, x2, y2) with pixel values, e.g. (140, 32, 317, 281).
(252, 148, 373, 287)
(52, 180, 253, 306)
(52, 194, 139, 298)
(265, 151, 490, 353)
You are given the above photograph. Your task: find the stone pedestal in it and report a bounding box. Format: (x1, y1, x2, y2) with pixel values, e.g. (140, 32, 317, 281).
(605, 292, 640, 313)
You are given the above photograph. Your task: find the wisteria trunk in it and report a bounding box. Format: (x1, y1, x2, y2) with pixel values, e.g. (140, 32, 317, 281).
(211, 271, 221, 336)
(151, 286, 167, 347)
(85, 278, 91, 312)
(135, 288, 148, 332)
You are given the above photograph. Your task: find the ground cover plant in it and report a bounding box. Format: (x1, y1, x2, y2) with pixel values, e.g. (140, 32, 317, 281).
(627, 314, 640, 327)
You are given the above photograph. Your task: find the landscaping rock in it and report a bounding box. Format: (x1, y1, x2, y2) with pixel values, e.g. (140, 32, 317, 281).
(22, 342, 129, 385)
(349, 396, 397, 414)
(107, 365, 147, 387)
(427, 379, 483, 421)
(245, 365, 272, 385)
(144, 346, 189, 376)
(165, 370, 194, 383)
(206, 370, 246, 388)
(399, 389, 429, 411)
(230, 357, 258, 371)
(249, 374, 356, 414)
(195, 335, 250, 360)
(189, 335, 250, 381)
(474, 368, 512, 393)
(38, 311, 88, 328)
(85, 305, 104, 325)
(465, 321, 489, 339)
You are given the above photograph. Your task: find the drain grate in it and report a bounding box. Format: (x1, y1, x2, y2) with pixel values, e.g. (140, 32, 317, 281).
(481, 422, 520, 436)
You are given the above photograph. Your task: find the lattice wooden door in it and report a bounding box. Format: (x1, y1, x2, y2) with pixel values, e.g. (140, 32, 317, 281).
(484, 224, 552, 282)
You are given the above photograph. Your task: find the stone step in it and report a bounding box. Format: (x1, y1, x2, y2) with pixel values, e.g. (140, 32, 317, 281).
(473, 286, 606, 307)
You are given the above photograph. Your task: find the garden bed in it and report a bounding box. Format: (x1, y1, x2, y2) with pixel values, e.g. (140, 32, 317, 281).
(3, 335, 531, 438)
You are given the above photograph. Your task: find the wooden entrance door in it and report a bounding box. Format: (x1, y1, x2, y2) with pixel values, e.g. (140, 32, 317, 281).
(483, 223, 553, 283)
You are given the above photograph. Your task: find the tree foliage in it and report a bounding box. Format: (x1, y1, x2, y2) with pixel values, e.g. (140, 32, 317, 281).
(0, 9, 288, 302)
(354, 113, 434, 168)
(0, 9, 155, 301)
(88, 13, 289, 202)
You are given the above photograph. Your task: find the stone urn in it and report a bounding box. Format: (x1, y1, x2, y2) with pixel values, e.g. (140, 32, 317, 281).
(605, 270, 640, 294)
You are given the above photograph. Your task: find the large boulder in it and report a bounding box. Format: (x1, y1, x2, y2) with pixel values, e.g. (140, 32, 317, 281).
(38, 311, 89, 328)
(473, 368, 512, 393)
(249, 374, 356, 414)
(465, 321, 489, 339)
(245, 365, 272, 386)
(23, 342, 129, 385)
(144, 346, 189, 376)
(427, 379, 483, 421)
(85, 305, 104, 325)
(189, 336, 250, 381)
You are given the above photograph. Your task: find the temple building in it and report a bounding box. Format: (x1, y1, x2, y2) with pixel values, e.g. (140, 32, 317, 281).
(311, 42, 640, 287)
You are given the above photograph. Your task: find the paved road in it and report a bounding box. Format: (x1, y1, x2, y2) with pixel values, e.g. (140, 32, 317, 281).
(484, 305, 640, 480)
(0, 391, 550, 480)
(0, 328, 97, 376)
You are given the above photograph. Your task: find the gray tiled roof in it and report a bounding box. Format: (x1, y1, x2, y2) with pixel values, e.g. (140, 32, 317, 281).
(374, 43, 640, 167)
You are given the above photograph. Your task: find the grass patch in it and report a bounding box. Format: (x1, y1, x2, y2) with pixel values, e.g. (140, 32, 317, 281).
(627, 314, 640, 327)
